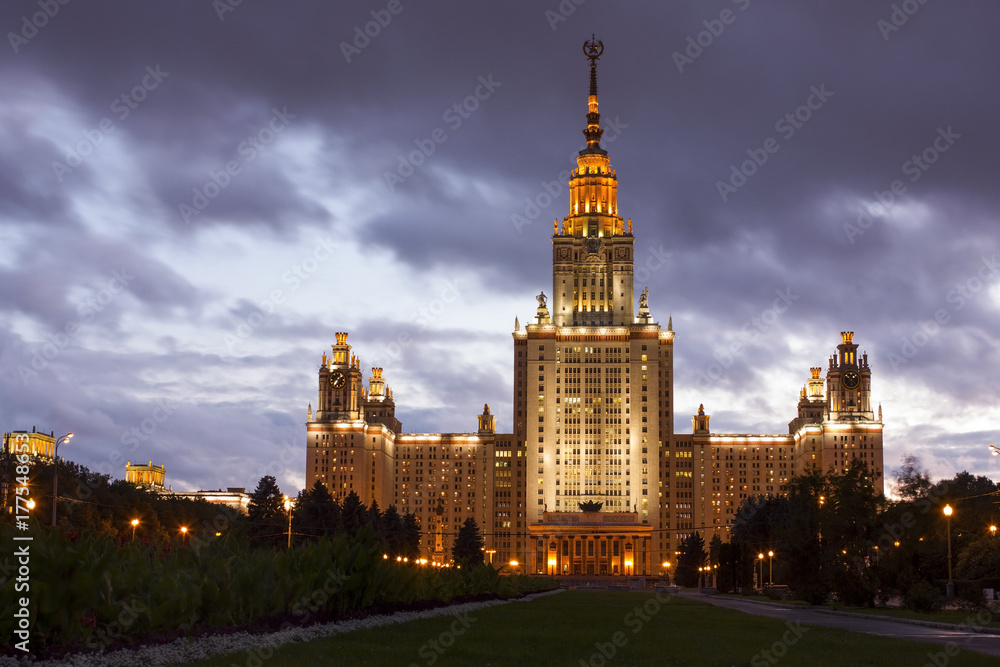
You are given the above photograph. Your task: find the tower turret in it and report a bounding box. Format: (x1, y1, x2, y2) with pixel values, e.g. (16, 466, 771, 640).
(551, 38, 636, 327)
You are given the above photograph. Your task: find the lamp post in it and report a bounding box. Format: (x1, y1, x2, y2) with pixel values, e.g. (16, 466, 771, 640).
(991, 525, 997, 537)
(758, 553, 764, 589)
(51, 432, 73, 527)
(131, 518, 139, 542)
(768, 550, 774, 585)
(943, 504, 954, 598)
(180, 526, 188, 546)
(284, 497, 292, 548)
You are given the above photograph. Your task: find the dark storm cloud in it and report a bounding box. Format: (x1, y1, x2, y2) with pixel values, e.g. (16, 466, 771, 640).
(2, 0, 998, 489)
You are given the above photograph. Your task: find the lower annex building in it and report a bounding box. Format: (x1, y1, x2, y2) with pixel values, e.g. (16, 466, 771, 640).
(304, 41, 884, 575)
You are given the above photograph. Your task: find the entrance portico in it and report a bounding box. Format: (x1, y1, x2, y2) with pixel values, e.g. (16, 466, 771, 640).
(528, 510, 653, 576)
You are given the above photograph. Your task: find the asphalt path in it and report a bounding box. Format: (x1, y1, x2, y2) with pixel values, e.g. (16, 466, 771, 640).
(678, 591, 1000, 659)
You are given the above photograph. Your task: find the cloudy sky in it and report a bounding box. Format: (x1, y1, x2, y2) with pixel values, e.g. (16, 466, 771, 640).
(2, 1, 998, 496)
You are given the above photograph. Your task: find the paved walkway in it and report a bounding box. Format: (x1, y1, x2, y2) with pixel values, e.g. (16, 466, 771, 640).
(679, 591, 1000, 658)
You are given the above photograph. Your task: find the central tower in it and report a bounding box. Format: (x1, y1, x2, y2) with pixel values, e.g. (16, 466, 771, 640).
(518, 39, 673, 576)
(551, 39, 635, 327)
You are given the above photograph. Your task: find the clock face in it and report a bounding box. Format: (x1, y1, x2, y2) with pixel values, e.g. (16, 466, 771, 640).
(329, 371, 346, 389)
(841, 370, 861, 390)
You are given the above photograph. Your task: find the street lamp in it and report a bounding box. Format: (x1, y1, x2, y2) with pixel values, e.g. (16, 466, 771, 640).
(51, 432, 73, 526)
(991, 525, 997, 536)
(284, 496, 292, 548)
(943, 504, 954, 597)
(131, 518, 139, 542)
(989, 445, 999, 456)
(768, 550, 774, 585)
(758, 553, 765, 589)
(180, 526, 188, 546)
(26, 499, 35, 510)
(485, 549, 496, 565)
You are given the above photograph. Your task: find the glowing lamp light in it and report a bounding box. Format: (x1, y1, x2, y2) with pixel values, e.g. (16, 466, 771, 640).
(943, 504, 953, 517)
(26, 499, 35, 510)
(509, 560, 518, 567)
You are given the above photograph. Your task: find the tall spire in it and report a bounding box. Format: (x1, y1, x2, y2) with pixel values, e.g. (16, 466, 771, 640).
(582, 36, 606, 155)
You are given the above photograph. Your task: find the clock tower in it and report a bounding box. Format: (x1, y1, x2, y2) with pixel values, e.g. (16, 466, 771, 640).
(826, 331, 874, 422)
(316, 331, 363, 422)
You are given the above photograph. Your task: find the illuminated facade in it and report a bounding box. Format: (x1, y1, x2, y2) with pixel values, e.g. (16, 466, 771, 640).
(2, 428, 56, 460)
(305, 41, 884, 572)
(125, 460, 166, 490)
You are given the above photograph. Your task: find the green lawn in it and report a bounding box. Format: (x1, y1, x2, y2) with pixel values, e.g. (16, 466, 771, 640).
(188, 590, 997, 666)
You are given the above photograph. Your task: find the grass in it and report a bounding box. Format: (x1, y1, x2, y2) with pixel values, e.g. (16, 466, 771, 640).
(189, 591, 998, 666)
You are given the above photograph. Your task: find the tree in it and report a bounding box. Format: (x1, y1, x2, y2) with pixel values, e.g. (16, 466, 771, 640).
(778, 470, 827, 603)
(341, 491, 366, 537)
(293, 479, 340, 540)
(247, 475, 285, 546)
(709, 533, 723, 569)
(402, 511, 421, 559)
(675, 532, 706, 587)
(892, 454, 932, 501)
(451, 517, 484, 565)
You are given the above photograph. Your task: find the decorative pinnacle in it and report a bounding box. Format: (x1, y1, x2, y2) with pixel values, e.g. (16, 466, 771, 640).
(581, 36, 606, 154)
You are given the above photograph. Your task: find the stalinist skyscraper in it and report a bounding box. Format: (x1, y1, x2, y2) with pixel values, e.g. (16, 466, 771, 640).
(516, 39, 672, 574)
(304, 40, 884, 575)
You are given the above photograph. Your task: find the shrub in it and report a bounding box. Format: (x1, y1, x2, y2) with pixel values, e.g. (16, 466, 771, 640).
(903, 580, 943, 612)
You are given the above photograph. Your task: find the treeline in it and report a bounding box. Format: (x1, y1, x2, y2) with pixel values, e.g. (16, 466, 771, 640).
(674, 457, 1000, 610)
(246, 476, 421, 557)
(5, 458, 238, 546)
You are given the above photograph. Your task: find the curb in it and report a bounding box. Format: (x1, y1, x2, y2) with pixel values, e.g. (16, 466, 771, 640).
(699, 594, 1000, 636)
(813, 608, 1000, 636)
